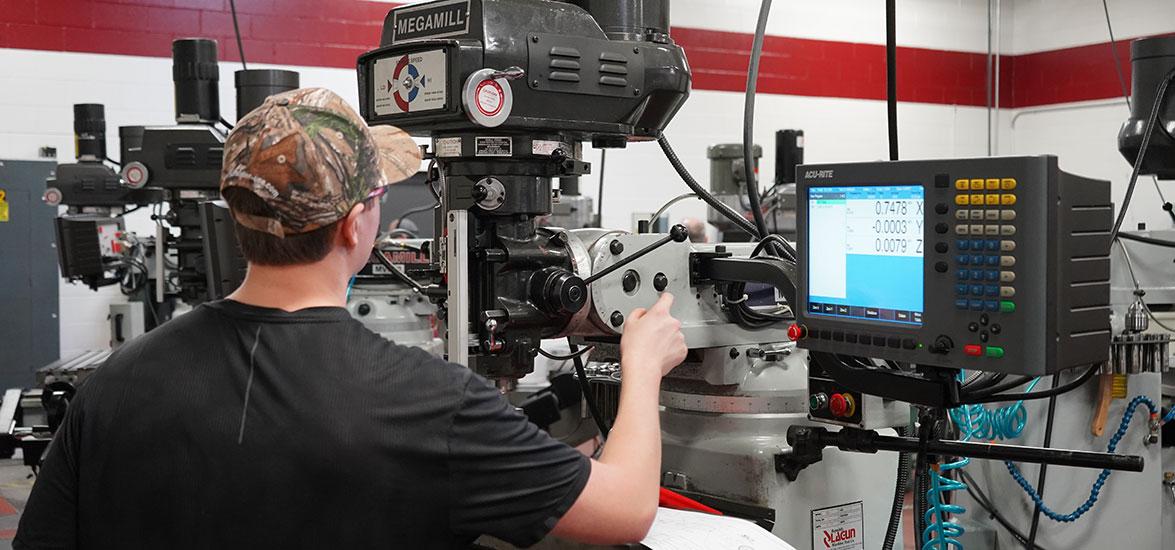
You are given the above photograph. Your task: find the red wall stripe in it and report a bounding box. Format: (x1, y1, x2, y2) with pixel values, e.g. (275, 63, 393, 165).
(0, 0, 1159, 109)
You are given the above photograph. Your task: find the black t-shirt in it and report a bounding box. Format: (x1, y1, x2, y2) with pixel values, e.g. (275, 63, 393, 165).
(15, 300, 590, 549)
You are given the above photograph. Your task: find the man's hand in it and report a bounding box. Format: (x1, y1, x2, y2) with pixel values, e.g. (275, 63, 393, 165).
(620, 293, 687, 377)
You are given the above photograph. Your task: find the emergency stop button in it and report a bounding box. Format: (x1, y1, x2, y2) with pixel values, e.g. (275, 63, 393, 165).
(787, 324, 807, 341)
(829, 393, 856, 418)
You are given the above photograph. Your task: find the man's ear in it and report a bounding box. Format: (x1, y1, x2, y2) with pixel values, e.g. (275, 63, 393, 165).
(337, 202, 368, 249)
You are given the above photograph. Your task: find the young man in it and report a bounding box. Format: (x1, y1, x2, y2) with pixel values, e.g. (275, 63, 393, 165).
(16, 88, 687, 549)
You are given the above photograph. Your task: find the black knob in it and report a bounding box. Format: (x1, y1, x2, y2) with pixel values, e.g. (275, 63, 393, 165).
(653, 272, 668, 291)
(935, 203, 949, 215)
(668, 224, 689, 243)
(610, 311, 624, 327)
(471, 184, 489, 201)
(357, 303, 372, 316)
(934, 242, 949, 253)
(928, 335, 954, 355)
(934, 261, 948, 273)
(935, 223, 949, 234)
(536, 268, 587, 315)
(609, 240, 624, 255)
(622, 270, 640, 293)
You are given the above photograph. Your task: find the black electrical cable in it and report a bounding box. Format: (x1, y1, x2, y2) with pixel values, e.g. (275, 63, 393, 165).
(881, 426, 910, 550)
(1118, 231, 1175, 249)
(105, 156, 121, 167)
(886, 0, 899, 161)
(393, 202, 436, 229)
(1026, 375, 1061, 547)
(229, 0, 248, 70)
(957, 469, 1049, 550)
(962, 374, 1035, 400)
(596, 149, 606, 227)
(658, 134, 761, 238)
(959, 364, 1098, 405)
(742, 0, 772, 240)
(569, 341, 610, 438)
(1110, 67, 1175, 243)
(218, 117, 235, 131)
(535, 344, 596, 362)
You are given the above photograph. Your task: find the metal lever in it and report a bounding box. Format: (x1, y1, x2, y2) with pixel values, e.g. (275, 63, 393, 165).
(488, 66, 525, 81)
(583, 225, 689, 286)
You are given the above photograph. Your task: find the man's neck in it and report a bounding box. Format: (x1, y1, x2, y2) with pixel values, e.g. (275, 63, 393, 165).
(227, 260, 350, 311)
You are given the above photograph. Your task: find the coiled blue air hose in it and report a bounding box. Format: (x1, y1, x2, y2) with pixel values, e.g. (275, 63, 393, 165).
(922, 377, 1041, 549)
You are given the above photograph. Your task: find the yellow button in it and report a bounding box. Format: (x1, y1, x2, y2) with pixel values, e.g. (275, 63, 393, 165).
(985, 194, 1000, 206)
(955, 195, 970, 206)
(970, 179, 985, 190)
(1000, 194, 1017, 205)
(955, 179, 970, 190)
(985, 178, 1000, 190)
(971, 194, 985, 205)
(1001, 178, 1017, 190)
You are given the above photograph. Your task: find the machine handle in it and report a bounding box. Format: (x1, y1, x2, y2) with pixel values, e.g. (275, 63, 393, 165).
(583, 225, 688, 286)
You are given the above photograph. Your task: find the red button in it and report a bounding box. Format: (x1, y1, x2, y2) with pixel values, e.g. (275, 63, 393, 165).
(964, 345, 982, 356)
(787, 324, 807, 341)
(829, 394, 847, 416)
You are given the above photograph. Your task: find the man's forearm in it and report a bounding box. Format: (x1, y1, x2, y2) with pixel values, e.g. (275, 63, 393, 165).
(597, 355, 663, 512)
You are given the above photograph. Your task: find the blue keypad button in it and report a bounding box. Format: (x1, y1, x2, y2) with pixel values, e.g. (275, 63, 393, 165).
(957, 270, 970, 280)
(969, 284, 984, 296)
(957, 239, 970, 251)
(970, 239, 985, 250)
(956, 255, 970, 265)
(956, 299, 970, 310)
(969, 300, 985, 311)
(970, 255, 985, 265)
(985, 239, 1000, 251)
(984, 300, 999, 312)
(985, 255, 1000, 267)
(985, 285, 999, 296)
(970, 270, 985, 280)
(984, 270, 999, 281)
(956, 284, 969, 295)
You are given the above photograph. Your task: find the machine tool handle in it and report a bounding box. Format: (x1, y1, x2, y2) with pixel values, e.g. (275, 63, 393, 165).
(582, 225, 689, 286)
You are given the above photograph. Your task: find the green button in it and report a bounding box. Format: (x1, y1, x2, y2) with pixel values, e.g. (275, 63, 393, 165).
(985, 346, 1005, 358)
(999, 300, 1015, 313)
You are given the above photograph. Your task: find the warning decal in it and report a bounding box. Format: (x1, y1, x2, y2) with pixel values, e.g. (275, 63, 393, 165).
(0, 189, 8, 223)
(811, 501, 864, 550)
(373, 49, 448, 116)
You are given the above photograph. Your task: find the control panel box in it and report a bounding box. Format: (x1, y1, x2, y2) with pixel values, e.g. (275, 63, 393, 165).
(794, 156, 1111, 375)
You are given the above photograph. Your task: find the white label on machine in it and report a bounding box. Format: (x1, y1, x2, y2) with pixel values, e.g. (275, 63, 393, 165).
(435, 137, 462, 157)
(532, 139, 569, 156)
(373, 49, 448, 116)
(811, 502, 864, 550)
(475, 136, 512, 157)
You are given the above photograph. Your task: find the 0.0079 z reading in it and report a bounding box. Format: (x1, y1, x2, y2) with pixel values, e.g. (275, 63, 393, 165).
(874, 238, 921, 254)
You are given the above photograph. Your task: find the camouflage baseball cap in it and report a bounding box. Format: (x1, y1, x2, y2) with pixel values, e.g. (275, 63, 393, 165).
(220, 87, 420, 237)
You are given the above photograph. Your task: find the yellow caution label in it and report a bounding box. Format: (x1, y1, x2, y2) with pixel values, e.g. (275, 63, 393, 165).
(0, 190, 8, 222)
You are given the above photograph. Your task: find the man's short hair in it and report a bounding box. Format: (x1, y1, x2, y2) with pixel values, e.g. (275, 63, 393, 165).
(223, 188, 339, 266)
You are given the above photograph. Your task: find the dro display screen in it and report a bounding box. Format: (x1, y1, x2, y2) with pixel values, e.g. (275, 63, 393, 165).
(806, 185, 924, 326)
